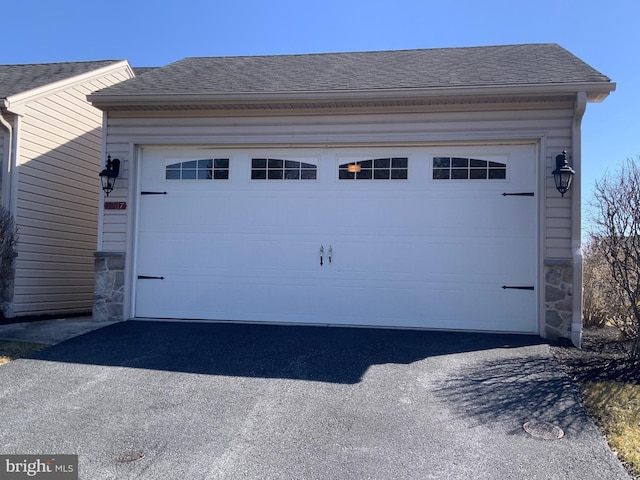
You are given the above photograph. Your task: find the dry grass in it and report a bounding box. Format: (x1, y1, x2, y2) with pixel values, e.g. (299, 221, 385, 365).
(582, 381, 640, 477)
(0, 340, 48, 366)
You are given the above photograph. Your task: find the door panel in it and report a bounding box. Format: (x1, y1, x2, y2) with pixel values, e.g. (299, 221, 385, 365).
(134, 145, 537, 332)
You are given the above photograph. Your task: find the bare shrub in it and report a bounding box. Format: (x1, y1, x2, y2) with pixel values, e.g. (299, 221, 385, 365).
(590, 156, 640, 358)
(0, 205, 18, 304)
(583, 237, 633, 333)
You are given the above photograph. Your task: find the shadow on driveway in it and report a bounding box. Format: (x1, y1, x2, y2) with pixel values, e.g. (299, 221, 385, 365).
(7, 321, 630, 479)
(36, 321, 591, 434)
(29, 320, 544, 384)
(435, 349, 592, 435)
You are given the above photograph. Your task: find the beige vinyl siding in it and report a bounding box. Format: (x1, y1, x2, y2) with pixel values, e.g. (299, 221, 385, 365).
(11, 70, 129, 315)
(102, 210, 128, 252)
(101, 103, 575, 259)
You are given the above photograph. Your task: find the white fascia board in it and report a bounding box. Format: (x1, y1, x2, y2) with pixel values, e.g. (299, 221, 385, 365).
(5, 60, 134, 114)
(87, 81, 616, 109)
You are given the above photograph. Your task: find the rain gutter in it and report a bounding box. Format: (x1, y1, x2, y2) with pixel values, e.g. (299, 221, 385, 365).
(0, 99, 14, 211)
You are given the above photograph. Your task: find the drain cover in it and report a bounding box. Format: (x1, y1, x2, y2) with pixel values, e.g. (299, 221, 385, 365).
(115, 451, 145, 463)
(523, 420, 564, 440)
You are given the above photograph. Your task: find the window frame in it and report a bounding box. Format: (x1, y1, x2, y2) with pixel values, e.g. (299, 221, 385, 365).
(165, 158, 230, 181)
(431, 156, 507, 181)
(250, 157, 318, 181)
(338, 156, 409, 181)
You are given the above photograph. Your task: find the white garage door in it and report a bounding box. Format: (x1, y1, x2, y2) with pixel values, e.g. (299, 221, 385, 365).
(134, 145, 537, 333)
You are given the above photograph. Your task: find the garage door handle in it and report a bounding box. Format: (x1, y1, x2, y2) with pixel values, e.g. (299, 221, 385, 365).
(138, 275, 165, 280)
(502, 285, 534, 290)
(320, 245, 324, 266)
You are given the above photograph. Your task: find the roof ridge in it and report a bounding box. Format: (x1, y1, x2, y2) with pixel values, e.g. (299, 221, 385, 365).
(183, 43, 561, 61)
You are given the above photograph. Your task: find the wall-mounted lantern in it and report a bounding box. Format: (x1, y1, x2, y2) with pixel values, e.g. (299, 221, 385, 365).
(99, 155, 120, 197)
(552, 150, 575, 197)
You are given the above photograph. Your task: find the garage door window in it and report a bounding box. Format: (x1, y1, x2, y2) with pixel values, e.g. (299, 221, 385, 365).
(432, 157, 506, 180)
(166, 159, 229, 180)
(339, 157, 408, 180)
(251, 158, 317, 180)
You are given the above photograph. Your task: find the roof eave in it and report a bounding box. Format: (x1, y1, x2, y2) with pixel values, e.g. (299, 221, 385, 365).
(6, 60, 133, 111)
(88, 81, 616, 110)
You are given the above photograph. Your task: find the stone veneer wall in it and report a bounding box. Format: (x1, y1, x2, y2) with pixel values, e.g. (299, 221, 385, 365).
(94, 252, 125, 322)
(544, 260, 573, 341)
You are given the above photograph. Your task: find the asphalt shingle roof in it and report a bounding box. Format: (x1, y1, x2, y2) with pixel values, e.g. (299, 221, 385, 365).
(132, 67, 158, 76)
(89, 44, 611, 99)
(0, 60, 122, 99)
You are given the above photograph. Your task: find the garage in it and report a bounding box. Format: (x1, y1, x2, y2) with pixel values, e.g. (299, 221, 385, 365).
(89, 45, 615, 343)
(134, 144, 537, 333)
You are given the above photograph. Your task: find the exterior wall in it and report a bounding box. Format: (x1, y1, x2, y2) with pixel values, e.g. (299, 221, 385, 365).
(97, 101, 578, 339)
(9, 68, 132, 316)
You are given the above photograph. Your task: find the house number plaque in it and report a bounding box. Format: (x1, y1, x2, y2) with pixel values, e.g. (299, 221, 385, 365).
(104, 202, 127, 210)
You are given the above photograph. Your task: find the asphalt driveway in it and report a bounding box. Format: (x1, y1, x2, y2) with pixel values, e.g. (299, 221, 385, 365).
(0, 321, 630, 479)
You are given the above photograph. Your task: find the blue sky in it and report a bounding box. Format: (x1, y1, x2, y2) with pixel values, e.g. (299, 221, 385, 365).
(4, 1, 638, 231)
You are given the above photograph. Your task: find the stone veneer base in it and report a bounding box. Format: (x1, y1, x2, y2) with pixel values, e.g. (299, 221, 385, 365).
(94, 251, 125, 322)
(544, 260, 573, 342)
